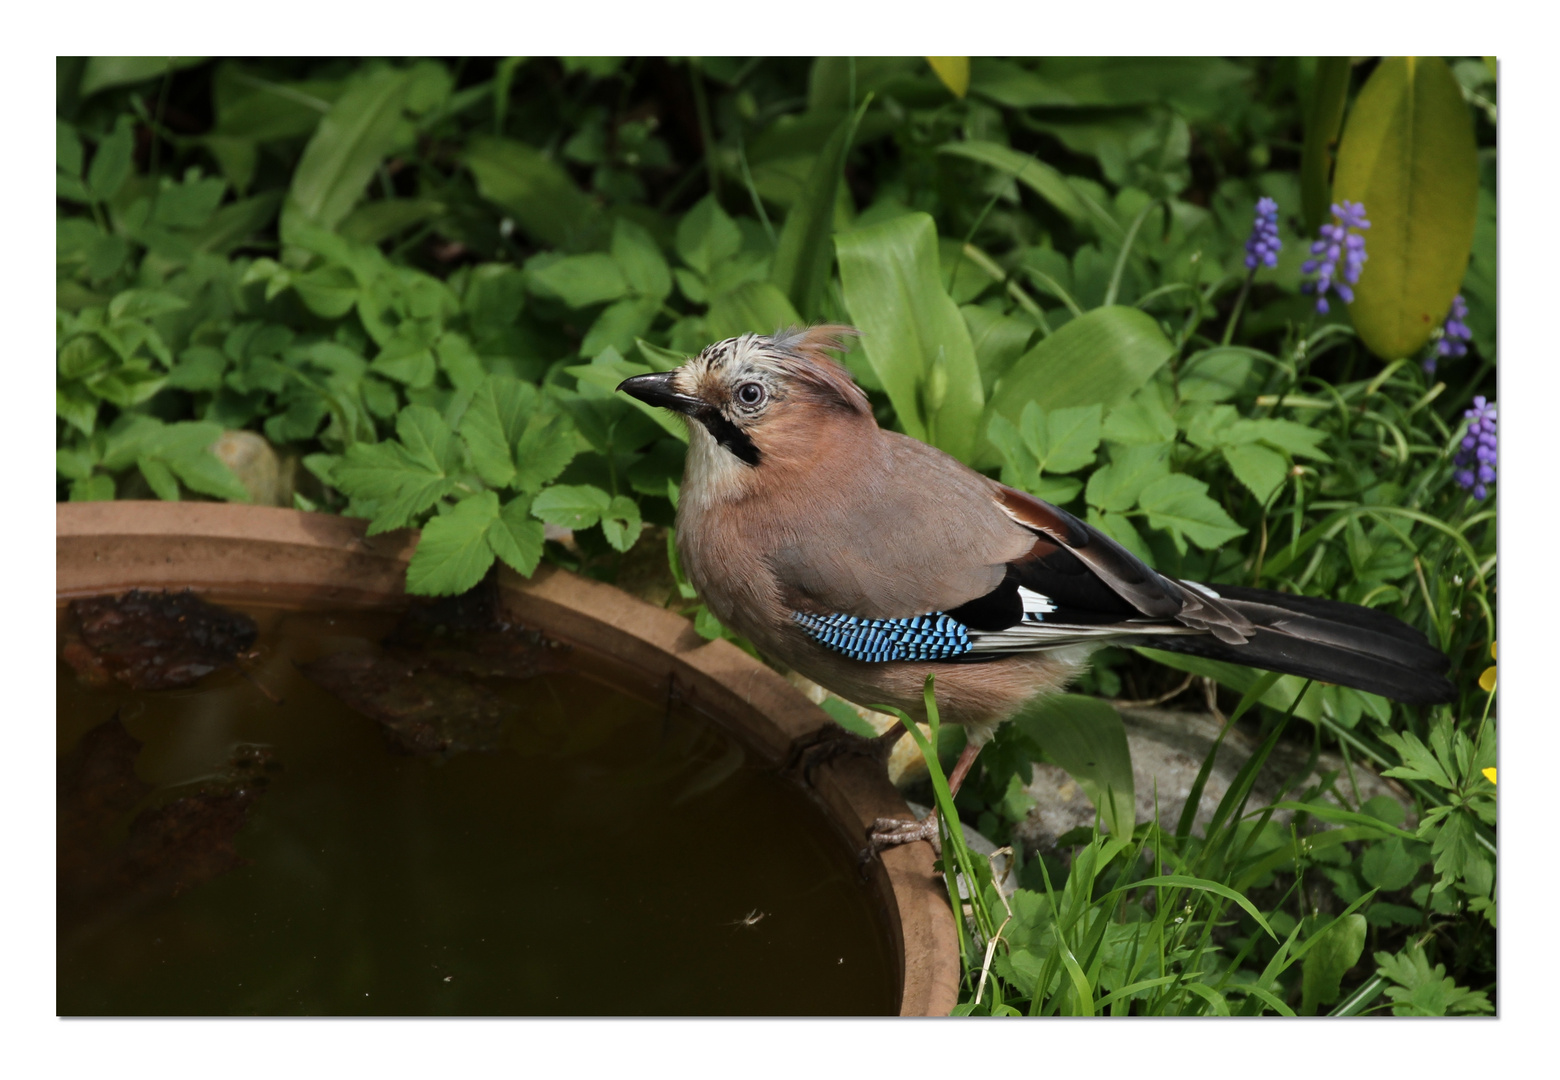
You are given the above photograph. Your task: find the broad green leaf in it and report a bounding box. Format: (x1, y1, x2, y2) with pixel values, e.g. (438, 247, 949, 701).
(771, 102, 866, 319)
(961, 304, 1035, 395)
(1084, 442, 1170, 512)
(1301, 914, 1367, 1015)
(567, 348, 687, 444)
(70, 475, 116, 502)
(836, 213, 985, 462)
(465, 135, 602, 252)
(529, 252, 629, 308)
(1177, 349, 1252, 402)
(1013, 693, 1135, 839)
(1361, 838, 1422, 891)
(86, 117, 136, 202)
(936, 140, 1088, 224)
(1301, 57, 1352, 235)
(108, 290, 188, 323)
(581, 295, 661, 358)
(291, 264, 358, 318)
(925, 57, 969, 98)
(1223, 443, 1287, 504)
(489, 496, 546, 576)
(705, 281, 801, 342)
(459, 375, 537, 487)
(987, 307, 1175, 465)
(1333, 57, 1479, 360)
(531, 483, 611, 530)
(1039, 404, 1101, 474)
(138, 456, 181, 501)
(675, 195, 742, 275)
(1102, 384, 1177, 445)
(395, 405, 459, 474)
(339, 197, 444, 246)
(284, 66, 423, 235)
(611, 218, 672, 299)
(512, 412, 577, 493)
(600, 494, 643, 552)
(1138, 474, 1246, 552)
(1375, 945, 1492, 1017)
(80, 56, 206, 98)
(406, 491, 500, 596)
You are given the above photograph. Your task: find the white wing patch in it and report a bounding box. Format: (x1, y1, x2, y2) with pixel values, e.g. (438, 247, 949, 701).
(966, 587, 1197, 653)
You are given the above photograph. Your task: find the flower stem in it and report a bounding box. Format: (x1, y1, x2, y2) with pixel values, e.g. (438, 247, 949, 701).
(1221, 267, 1257, 346)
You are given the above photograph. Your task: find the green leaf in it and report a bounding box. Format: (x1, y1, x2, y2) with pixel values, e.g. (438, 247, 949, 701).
(1379, 728, 1454, 789)
(531, 483, 611, 531)
(465, 135, 602, 252)
(1333, 57, 1479, 359)
(1012, 693, 1135, 839)
(1375, 944, 1492, 1016)
(406, 491, 501, 596)
(488, 495, 546, 576)
(528, 253, 629, 308)
(600, 494, 643, 552)
(1138, 474, 1246, 552)
(936, 140, 1088, 225)
(137, 456, 181, 501)
(80, 56, 205, 97)
(70, 475, 116, 502)
(771, 100, 866, 318)
(1084, 442, 1170, 513)
(675, 194, 742, 276)
(1101, 384, 1178, 445)
(987, 307, 1175, 465)
(86, 116, 135, 202)
(108, 289, 189, 322)
(611, 218, 672, 299)
(339, 197, 444, 246)
(283, 66, 423, 235)
(1301, 57, 1352, 235)
(1361, 838, 1423, 891)
(836, 212, 985, 462)
(332, 438, 457, 535)
(704, 280, 802, 342)
(1222, 443, 1288, 504)
(1038, 404, 1102, 474)
(459, 376, 537, 487)
(961, 304, 1035, 395)
(1086, 507, 1154, 565)
(1300, 914, 1366, 1015)
(581, 295, 661, 358)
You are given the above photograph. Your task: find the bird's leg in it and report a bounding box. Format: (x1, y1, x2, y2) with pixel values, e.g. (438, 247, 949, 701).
(866, 736, 983, 855)
(786, 719, 906, 784)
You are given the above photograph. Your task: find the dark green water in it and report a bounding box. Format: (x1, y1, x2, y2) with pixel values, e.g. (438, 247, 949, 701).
(57, 607, 898, 1016)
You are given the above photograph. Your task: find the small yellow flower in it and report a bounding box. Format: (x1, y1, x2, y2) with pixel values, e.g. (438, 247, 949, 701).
(1478, 640, 1496, 693)
(1482, 767, 1496, 786)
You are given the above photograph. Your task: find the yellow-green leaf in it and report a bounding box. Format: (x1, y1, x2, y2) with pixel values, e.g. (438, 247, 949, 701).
(1012, 693, 1135, 839)
(925, 57, 969, 99)
(1333, 57, 1478, 360)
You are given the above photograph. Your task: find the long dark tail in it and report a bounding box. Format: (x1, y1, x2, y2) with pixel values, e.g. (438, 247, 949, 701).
(1151, 584, 1457, 705)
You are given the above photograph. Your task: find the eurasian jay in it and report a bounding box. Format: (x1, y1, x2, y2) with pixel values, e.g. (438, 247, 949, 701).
(619, 325, 1455, 848)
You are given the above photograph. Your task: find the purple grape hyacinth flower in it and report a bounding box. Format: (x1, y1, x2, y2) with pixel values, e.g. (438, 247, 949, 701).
(1244, 197, 1282, 270)
(1453, 395, 1496, 500)
(1301, 200, 1370, 314)
(1423, 295, 1474, 374)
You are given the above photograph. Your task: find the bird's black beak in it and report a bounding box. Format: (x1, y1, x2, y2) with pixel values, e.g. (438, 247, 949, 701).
(616, 371, 703, 415)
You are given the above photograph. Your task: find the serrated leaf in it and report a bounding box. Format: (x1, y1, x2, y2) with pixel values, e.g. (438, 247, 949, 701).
(1085, 442, 1171, 513)
(459, 376, 537, 487)
(1041, 404, 1102, 474)
(395, 404, 460, 475)
(464, 135, 602, 252)
(600, 494, 643, 552)
(86, 117, 135, 202)
(1239, 417, 1331, 461)
(704, 280, 801, 342)
(512, 411, 578, 493)
(1380, 729, 1454, 789)
(531, 483, 611, 530)
(1138, 473, 1245, 552)
(406, 491, 500, 596)
(1223, 443, 1287, 504)
(109, 290, 189, 322)
(488, 496, 545, 576)
(332, 439, 457, 534)
(580, 295, 661, 358)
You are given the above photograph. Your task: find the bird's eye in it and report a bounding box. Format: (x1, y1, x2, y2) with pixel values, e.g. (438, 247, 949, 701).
(735, 381, 765, 407)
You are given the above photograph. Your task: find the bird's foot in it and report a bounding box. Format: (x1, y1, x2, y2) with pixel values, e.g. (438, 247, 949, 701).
(862, 813, 941, 861)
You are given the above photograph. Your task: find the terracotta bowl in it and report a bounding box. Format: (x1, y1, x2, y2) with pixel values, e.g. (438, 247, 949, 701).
(56, 502, 959, 1016)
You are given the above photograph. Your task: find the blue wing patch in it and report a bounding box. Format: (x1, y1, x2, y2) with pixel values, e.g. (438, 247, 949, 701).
(792, 610, 972, 662)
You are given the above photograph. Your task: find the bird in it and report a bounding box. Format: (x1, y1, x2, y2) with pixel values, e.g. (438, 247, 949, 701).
(618, 325, 1456, 849)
